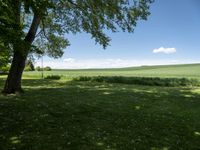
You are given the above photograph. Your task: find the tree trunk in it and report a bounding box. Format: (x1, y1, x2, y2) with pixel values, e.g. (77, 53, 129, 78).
(2, 50, 27, 94)
(2, 13, 41, 94)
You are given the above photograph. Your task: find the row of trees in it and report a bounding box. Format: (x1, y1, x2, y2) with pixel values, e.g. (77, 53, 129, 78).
(0, 0, 153, 94)
(0, 59, 52, 72)
(35, 66, 51, 71)
(24, 62, 52, 71)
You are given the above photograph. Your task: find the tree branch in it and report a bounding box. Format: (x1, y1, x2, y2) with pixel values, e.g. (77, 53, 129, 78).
(13, 0, 21, 25)
(41, 19, 48, 39)
(24, 13, 41, 44)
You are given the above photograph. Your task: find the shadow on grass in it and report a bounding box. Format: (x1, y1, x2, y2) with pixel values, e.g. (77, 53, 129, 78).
(0, 79, 200, 150)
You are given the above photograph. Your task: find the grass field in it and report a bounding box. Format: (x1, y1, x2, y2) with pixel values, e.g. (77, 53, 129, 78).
(0, 64, 200, 150)
(23, 63, 200, 79)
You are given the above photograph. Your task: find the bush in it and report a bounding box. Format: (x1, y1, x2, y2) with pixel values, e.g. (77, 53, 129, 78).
(73, 76, 200, 87)
(35, 66, 51, 71)
(0, 65, 10, 74)
(44, 66, 52, 71)
(36, 66, 42, 71)
(25, 60, 35, 71)
(44, 75, 61, 80)
(74, 76, 91, 82)
(24, 66, 33, 71)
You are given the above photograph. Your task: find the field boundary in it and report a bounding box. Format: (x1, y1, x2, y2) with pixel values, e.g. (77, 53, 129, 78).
(73, 76, 200, 87)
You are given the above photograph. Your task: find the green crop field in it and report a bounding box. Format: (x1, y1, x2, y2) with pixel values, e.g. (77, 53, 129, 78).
(23, 63, 200, 79)
(0, 64, 200, 150)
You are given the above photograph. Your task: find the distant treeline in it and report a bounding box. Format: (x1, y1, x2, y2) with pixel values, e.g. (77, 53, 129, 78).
(73, 76, 200, 87)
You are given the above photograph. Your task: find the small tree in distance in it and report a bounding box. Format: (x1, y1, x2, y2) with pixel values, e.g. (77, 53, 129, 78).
(35, 66, 41, 71)
(1, 0, 154, 94)
(35, 66, 52, 71)
(44, 66, 51, 71)
(24, 60, 35, 71)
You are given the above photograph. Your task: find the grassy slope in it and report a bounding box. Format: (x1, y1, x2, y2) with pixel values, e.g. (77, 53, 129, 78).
(23, 63, 200, 79)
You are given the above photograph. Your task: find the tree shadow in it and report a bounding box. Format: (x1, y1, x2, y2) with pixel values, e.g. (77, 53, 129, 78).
(0, 79, 200, 150)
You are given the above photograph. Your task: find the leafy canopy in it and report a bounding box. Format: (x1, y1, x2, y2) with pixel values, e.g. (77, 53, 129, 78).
(0, 43, 11, 69)
(0, 0, 153, 58)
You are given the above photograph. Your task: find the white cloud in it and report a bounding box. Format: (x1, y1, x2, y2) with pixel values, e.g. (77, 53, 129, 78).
(153, 47, 177, 54)
(63, 58, 75, 63)
(35, 58, 199, 69)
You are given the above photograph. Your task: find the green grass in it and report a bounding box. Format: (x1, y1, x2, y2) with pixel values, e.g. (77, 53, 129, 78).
(0, 77, 200, 149)
(23, 63, 200, 79)
(73, 76, 200, 87)
(1, 64, 200, 149)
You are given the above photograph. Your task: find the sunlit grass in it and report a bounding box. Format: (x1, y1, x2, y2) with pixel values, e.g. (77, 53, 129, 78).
(22, 63, 200, 79)
(9, 136, 21, 144)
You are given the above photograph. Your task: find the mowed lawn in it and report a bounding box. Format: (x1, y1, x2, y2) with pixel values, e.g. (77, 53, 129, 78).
(0, 76, 200, 150)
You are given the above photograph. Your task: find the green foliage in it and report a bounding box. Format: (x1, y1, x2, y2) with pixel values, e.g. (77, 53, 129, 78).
(44, 66, 51, 71)
(44, 75, 61, 80)
(74, 76, 200, 87)
(35, 66, 52, 71)
(0, 65, 10, 73)
(24, 60, 35, 71)
(24, 66, 32, 71)
(1, 0, 153, 59)
(35, 66, 42, 71)
(0, 1, 20, 44)
(0, 43, 11, 69)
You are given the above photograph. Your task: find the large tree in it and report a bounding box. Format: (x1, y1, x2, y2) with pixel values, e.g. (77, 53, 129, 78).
(0, 0, 153, 94)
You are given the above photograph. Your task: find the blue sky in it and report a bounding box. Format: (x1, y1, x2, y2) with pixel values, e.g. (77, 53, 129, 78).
(37, 0, 200, 69)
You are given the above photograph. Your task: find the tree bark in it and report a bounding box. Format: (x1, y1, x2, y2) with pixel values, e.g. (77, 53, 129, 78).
(2, 13, 41, 94)
(2, 50, 27, 94)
